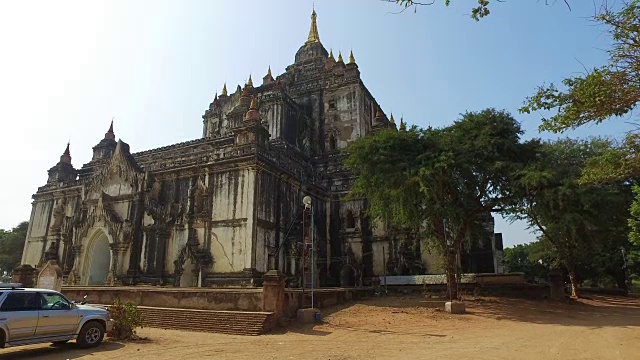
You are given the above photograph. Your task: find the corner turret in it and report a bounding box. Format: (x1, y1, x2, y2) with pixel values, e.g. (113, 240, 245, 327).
(92, 120, 118, 161)
(47, 142, 77, 184)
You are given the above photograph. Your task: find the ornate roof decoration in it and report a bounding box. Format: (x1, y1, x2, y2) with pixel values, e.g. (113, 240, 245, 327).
(305, 9, 320, 44)
(60, 142, 71, 164)
(87, 139, 143, 197)
(348, 50, 355, 64)
(105, 120, 115, 140)
(222, 83, 228, 96)
(245, 96, 260, 121)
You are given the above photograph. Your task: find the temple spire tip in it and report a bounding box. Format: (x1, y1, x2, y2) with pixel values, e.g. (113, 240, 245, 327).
(305, 7, 320, 44)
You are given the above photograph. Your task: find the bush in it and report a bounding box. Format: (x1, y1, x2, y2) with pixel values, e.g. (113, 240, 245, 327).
(108, 299, 144, 340)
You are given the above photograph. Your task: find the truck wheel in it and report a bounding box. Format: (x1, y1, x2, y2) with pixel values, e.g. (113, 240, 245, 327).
(76, 321, 105, 348)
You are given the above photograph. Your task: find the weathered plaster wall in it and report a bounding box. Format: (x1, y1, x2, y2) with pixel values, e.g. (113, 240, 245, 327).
(209, 168, 255, 273)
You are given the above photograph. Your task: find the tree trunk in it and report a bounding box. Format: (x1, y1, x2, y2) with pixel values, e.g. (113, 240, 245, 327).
(445, 250, 459, 300)
(569, 269, 580, 299)
(612, 270, 629, 294)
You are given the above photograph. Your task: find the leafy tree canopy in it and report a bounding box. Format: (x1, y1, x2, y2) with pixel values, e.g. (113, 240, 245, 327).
(510, 138, 630, 296)
(520, 1, 640, 133)
(392, 0, 572, 21)
(345, 108, 535, 298)
(0, 221, 28, 275)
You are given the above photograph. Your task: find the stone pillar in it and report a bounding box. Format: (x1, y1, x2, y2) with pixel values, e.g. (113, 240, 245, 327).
(262, 270, 286, 322)
(12, 264, 36, 287)
(549, 270, 565, 301)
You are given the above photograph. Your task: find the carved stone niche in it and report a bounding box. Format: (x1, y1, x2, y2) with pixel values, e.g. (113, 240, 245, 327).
(37, 260, 64, 292)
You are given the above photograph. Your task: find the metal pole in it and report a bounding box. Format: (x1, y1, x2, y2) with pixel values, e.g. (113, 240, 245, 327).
(301, 208, 305, 307)
(383, 245, 387, 295)
(311, 202, 315, 309)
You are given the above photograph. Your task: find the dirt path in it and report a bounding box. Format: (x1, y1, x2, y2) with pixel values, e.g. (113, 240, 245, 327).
(2, 294, 639, 360)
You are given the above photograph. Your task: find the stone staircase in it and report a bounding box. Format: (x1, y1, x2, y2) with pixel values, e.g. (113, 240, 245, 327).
(137, 306, 275, 336)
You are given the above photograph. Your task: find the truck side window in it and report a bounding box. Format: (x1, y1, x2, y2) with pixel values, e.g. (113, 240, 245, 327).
(0, 292, 39, 311)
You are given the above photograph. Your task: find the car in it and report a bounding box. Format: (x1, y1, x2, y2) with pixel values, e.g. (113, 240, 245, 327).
(0, 283, 113, 349)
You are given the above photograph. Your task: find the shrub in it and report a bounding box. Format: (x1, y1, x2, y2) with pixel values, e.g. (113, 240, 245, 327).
(108, 299, 144, 340)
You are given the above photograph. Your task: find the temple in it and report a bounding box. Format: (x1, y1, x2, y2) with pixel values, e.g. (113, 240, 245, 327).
(19, 10, 504, 288)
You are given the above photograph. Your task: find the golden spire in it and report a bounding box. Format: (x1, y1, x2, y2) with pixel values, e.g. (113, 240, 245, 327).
(348, 50, 355, 64)
(222, 83, 228, 96)
(329, 48, 334, 59)
(267, 65, 272, 77)
(305, 8, 320, 44)
(337, 51, 343, 62)
(247, 74, 253, 87)
(390, 113, 395, 125)
(399, 116, 406, 131)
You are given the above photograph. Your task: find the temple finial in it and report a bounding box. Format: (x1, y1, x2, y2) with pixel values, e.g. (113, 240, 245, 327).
(241, 84, 250, 99)
(249, 96, 258, 111)
(222, 82, 228, 96)
(348, 50, 355, 64)
(105, 119, 115, 140)
(305, 7, 320, 44)
(399, 116, 406, 131)
(329, 48, 334, 59)
(337, 51, 343, 63)
(245, 96, 260, 121)
(247, 74, 253, 87)
(267, 65, 272, 77)
(390, 113, 395, 125)
(60, 141, 71, 164)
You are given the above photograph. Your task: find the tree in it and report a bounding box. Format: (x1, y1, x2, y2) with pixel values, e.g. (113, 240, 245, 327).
(503, 240, 554, 281)
(0, 221, 28, 275)
(345, 108, 534, 299)
(520, 1, 640, 133)
(390, 0, 573, 21)
(510, 138, 629, 297)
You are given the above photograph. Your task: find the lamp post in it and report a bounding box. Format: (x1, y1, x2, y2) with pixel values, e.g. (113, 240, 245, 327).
(303, 195, 314, 309)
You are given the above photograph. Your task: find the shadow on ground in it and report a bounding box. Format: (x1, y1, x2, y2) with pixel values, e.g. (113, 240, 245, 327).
(281, 293, 640, 334)
(0, 340, 126, 359)
(465, 295, 640, 328)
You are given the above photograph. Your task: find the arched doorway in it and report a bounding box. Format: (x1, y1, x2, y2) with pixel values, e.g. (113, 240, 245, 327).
(87, 233, 111, 285)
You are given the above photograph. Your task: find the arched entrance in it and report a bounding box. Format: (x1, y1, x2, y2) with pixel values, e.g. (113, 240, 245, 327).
(87, 233, 111, 285)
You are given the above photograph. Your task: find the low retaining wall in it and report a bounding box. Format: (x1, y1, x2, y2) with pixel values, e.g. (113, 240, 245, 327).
(283, 287, 374, 316)
(62, 286, 264, 311)
(62, 285, 375, 314)
(378, 273, 526, 286)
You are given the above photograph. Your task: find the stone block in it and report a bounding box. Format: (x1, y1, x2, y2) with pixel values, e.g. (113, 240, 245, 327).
(444, 301, 466, 314)
(297, 308, 321, 323)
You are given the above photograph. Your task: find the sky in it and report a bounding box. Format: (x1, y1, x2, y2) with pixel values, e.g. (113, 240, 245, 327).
(0, 0, 632, 247)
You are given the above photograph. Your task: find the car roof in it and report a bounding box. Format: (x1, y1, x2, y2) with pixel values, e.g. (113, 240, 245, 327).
(0, 288, 60, 293)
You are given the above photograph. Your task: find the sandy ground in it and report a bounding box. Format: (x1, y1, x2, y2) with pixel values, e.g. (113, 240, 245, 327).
(2, 294, 640, 360)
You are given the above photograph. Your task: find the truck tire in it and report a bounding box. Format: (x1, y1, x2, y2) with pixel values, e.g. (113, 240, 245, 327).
(76, 321, 105, 348)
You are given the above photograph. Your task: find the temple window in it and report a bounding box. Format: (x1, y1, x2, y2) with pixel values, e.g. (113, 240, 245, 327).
(345, 210, 355, 229)
(329, 134, 337, 151)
